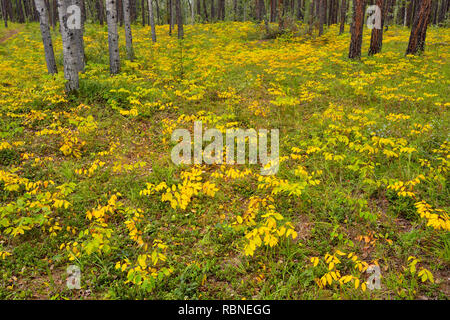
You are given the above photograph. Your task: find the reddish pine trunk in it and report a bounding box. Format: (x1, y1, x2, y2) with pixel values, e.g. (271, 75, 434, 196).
(406, 0, 432, 55)
(349, 0, 365, 59)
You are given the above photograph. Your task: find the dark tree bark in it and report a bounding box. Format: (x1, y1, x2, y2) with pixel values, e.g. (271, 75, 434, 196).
(141, 0, 145, 25)
(98, 0, 105, 25)
(210, 0, 215, 21)
(406, 0, 432, 55)
(202, 0, 208, 21)
(270, 0, 276, 22)
(175, 0, 183, 39)
(1, 0, 8, 27)
(196, 0, 201, 19)
(155, 0, 160, 24)
(168, 0, 173, 34)
(438, 0, 449, 24)
(16, 0, 25, 22)
(218, 0, 225, 19)
(339, 0, 347, 34)
(296, 0, 303, 20)
(349, 0, 365, 59)
(368, 0, 384, 55)
(319, 0, 325, 35)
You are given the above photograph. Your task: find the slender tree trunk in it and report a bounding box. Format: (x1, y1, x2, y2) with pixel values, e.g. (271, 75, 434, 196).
(339, 0, 347, 34)
(197, 0, 201, 20)
(155, 0, 160, 23)
(319, 0, 325, 35)
(117, 0, 123, 26)
(438, 0, 448, 24)
(17, 0, 25, 22)
(168, 0, 172, 34)
(98, 0, 105, 24)
(1, 0, 7, 27)
(57, 0, 79, 92)
(368, 0, 384, 55)
(349, 0, 365, 59)
(203, 0, 208, 21)
(175, 0, 183, 39)
(431, 0, 438, 25)
(211, 0, 215, 21)
(106, 0, 121, 74)
(191, 0, 195, 23)
(123, 0, 134, 60)
(406, 0, 432, 55)
(141, 0, 145, 25)
(148, 0, 156, 41)
(35, 0, 58, 74)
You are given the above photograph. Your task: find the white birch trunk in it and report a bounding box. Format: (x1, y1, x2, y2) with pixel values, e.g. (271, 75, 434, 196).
(148, 0, 156, 42)
(123, 0, 134, 60)
(35, 0, 58, 74)
(191, 0, 195, 24)
(106, 0, 121, 74)
(73, 0, 85, 72)
(57, 0, 79, 92)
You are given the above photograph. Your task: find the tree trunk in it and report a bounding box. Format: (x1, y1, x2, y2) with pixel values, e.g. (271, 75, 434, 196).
(106, 0, 121, 74)
(368, 0, 384, 55)
(319, 0, 325, 35)
(202, 0, 208, 21)
(168, 0, 172, 33)
(73, 0, 85, 73)
(98, 0, 105, 24)
(117, 0, 123, 26)
(57, 0, 79, 92)
(339, 0, 347, 34)
(17, 0, 25, 22)
(35, 0, 58, 74)
(438, 0, 449, 24)
(349, 0, 365, 59)
(148, 0, 156, 41)
(155, 0, 160, 23)
(1, 0, 7, 27)
(175, 0, 183, 39)
(141, 0, 145, 25)
(406, 0, 432, 55)
(123, 0, 134, 60)
(211, 0, 215, 21)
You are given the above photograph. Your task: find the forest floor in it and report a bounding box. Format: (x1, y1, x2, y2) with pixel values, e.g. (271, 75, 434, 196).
(0, 22, 449, 300)
(0, 24, 22, 43)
